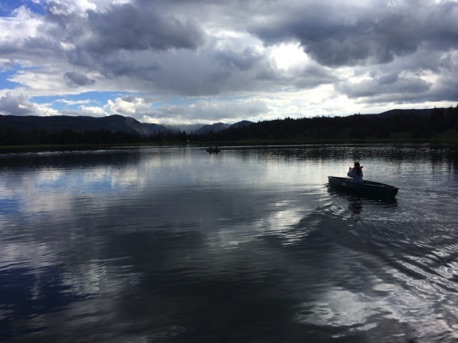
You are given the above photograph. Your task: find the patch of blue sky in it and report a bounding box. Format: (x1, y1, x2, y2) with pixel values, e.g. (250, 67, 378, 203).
(29, 95, 71, 110)
(0, 69, 22, 89)
(31, 91, 132, 110)
(0, 0, 46, 17)
(0, 1, 17, 16)
(66, 91, 134, 104)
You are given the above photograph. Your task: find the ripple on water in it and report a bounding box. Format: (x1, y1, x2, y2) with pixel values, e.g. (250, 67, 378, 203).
(308, 189, 458, 341)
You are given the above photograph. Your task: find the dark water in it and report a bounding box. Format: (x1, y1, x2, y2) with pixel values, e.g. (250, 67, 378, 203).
(0, 144, 457, 342)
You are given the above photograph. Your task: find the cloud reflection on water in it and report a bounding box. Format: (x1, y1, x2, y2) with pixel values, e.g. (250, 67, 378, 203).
(0, 145, 457, 342)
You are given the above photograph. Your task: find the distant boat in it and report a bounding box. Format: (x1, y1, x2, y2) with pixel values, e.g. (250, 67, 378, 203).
(328, 176, 398, 199)
(206, 146, 220, 154)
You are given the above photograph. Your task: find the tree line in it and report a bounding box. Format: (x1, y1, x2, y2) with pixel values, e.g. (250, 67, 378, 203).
(0, 127, 145, 146)
(191, 106, 458, 143)
(1, 106, 457, 146)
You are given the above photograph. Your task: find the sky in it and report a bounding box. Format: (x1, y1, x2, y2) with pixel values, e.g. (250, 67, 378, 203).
(0, 0, 457, 125)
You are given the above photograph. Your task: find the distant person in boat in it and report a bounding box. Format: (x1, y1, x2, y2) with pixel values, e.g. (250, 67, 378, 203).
(347, 162, 364, 183)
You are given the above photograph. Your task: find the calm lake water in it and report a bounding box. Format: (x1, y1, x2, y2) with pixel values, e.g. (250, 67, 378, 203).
(1, 144, 457, 342)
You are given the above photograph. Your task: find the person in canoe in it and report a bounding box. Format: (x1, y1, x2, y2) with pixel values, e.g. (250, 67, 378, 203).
(347, 161, 364, 183)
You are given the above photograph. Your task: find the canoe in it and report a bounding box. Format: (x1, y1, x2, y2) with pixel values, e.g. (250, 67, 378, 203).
(328, 176, 398, 199)
(206, 147, 220, 153)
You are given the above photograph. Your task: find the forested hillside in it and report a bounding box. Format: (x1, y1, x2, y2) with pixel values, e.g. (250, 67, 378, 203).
(1, 107, 457, 146)
(0, 114, 167, 145)
(192, 107, 458, 143)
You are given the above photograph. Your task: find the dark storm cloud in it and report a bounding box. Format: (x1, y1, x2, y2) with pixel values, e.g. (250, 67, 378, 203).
(420, 1, 458, 50)
(64, 71, 95, 87)
(122, 96, 136, 103)
(40, 1, 204, 63)
(17, 1, 454, 93)
(85, 4, 204, 53)
(337, 72, 432, 102)
(147, 48, 268, 96)
(294, 64, 337, 89)
(1, 0, 457, 120)
(42, 1, 327, 95)
(38, 1, 207, 88)
(305, 12, 418, 66)
(251, 1, 458, 67)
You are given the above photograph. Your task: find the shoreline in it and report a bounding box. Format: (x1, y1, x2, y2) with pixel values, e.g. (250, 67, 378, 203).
(1, 138, 457, 153)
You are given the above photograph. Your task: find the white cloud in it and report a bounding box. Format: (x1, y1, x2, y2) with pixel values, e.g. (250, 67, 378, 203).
(107, 96, 151, 116)
(0, 0, 456, 123)
(56, 98, 92, 106)
(80, 105, 107, 117)
(0, 91, 59, 116)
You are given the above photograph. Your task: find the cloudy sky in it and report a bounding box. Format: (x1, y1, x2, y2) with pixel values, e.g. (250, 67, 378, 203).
(0, 0, 457, 125)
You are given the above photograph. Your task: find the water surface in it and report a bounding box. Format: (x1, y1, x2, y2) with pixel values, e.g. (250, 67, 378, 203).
(1, 144, 457, 342)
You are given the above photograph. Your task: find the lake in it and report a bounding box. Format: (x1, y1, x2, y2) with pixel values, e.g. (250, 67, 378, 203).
(1, 144, 457, 342)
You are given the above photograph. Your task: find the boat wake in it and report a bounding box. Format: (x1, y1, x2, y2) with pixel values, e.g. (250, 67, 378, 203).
(304, 193, 458, 342)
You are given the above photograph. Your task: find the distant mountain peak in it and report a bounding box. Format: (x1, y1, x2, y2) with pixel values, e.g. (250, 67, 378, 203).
(194, 122, 229, 135)
(0, 114, 167, 136)
(229, 120, 254, 129)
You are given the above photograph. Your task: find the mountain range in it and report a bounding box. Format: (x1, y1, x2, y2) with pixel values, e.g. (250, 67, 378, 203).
(0, 114, 254, 136)
(1, 107, 457, 145)
(1, 107, 456, 139)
